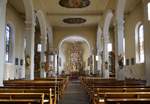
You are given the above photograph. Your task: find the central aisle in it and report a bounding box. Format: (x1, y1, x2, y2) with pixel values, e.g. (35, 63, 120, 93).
(58, 80, 89, 104)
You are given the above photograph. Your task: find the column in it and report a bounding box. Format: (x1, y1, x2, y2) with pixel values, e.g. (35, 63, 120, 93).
(115, 0, 126, 80)
(0, 0, 7, 86)
(115, 20, 125, 80)
(103, 36, 109, 62)
(143, 0, 150, 85)
(96, 27, 102, 76)
(40, 36, 46, 78)
(102, 36, 109, 78)
(24, 21, 35, 80)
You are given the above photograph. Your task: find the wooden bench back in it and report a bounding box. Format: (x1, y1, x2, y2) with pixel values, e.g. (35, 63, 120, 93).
(0, 93, 44, 104)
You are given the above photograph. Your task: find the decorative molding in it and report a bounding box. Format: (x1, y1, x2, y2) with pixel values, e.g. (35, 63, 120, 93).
(63, 17, 86, 24)
(59, 0, 90, 8)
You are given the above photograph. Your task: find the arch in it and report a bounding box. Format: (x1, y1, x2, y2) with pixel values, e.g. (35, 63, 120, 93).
(135, 21, 142, 38)
(58, 35, 91, 53)
(35, 10, 48, 53)
(102, 10, 113, 62)
(47, 26, 53, 48)
(97, 25, 102, 50)
(58, 35, 91, 74)
(35, 10, 47, 40)
(103, 10, 113, 41)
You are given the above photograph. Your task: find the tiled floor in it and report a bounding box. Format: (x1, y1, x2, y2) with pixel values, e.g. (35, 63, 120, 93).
(58, 80, 89, 104)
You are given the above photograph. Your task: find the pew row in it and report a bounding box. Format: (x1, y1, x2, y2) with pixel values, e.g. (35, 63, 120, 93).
(0, 93, 45, 104)
(0, 88, 54, 104)
(80, 77, 149, 104)
(94, 92, 150, 104)
(3, 77, 69, 98)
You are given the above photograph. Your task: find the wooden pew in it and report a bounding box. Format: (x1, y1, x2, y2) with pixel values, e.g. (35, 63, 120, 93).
(80, 77, 150, 104)
(2, 77, 69, 103)
(80, 77, 146, 92)
(0, 88, 54, 104)
(3, 80, 62, 96)
(34, 77, 69, 94)
(3, 77, 69, 97)
(94, 92, 150, 104)
(89, 87, 150, 103)
(0, 93, 45, 104)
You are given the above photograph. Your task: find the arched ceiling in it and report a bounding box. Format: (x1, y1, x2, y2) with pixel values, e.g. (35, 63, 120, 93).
(33, 0, 109, 27)
(8, 0, 141, 27)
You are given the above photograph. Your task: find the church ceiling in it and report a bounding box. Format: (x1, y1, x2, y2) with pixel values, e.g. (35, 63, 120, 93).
(8, 0, 142, 27)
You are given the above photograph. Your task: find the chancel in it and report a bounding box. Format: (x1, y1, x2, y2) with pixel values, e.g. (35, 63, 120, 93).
(0, 0, 150, 104)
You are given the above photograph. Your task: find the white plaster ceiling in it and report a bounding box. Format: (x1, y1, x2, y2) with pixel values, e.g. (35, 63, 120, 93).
(8, 0, 141, 27)
(32, 0, 109, 27)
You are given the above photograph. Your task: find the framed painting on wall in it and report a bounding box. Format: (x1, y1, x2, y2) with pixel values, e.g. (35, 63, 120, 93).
(15, 58, 19, 65)
(131, 58, 135, 65)
(126, 59, 129, 66)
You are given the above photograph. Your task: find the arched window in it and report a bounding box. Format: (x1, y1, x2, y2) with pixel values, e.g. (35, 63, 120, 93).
(135, 22, 144, 63)
(147, 2, 150, 21)
(5, 24, 13, 63)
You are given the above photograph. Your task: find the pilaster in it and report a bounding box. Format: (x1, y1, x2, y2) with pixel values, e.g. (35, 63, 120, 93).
(0, 0, 7, 86)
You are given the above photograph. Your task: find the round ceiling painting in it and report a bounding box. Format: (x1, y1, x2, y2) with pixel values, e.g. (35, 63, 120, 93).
(63, 18, 86, 24)
(59, 0, 90, 8)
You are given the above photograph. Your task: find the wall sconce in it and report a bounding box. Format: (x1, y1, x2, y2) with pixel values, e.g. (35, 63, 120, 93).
(37, 43, 42, 52)
(96, 55, 99, 61)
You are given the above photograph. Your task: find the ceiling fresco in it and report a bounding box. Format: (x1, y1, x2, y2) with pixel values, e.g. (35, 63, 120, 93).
(59, 0, 90, 8)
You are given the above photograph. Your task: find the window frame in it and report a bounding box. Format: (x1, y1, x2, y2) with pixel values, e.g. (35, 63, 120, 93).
(5, 24, 14, 63)
(135, 22, 144, 64)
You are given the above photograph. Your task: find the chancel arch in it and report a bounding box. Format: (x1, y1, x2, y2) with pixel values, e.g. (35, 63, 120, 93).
(58, 35, 91, 78)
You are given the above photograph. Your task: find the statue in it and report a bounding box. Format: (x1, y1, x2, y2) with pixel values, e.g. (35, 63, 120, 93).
(104, 61, 109, 79)
(118, 54, 124, 69)
(118, 54, 125, 80)
(25, 55, 30, 67)
(25, 55, 30, 79)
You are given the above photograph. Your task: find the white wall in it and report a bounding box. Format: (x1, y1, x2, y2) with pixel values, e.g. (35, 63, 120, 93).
(124, 2, 145, 79)
(125, 64, 145, 79)
(5, 3, 25, 79)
